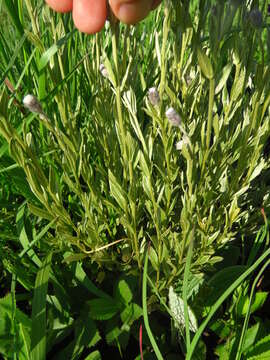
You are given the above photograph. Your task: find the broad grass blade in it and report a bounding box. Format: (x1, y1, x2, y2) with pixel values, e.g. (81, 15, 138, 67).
(30, 253, 52, 360)
(74, 262, 111, 300)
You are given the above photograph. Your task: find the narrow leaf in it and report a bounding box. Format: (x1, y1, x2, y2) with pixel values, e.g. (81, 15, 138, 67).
(197, 47, 214, 79)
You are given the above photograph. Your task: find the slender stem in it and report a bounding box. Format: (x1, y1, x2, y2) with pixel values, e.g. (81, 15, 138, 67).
(201, 77, 215, 175)
(111, 23, 142, 266)
(24, 0, 39, 36)
(159, 5, 170, 98)
(206, 78, 215, 151)
(111, 25, 127, 171)
(182, 230, 194, 352)
(11, 273, 17, 360)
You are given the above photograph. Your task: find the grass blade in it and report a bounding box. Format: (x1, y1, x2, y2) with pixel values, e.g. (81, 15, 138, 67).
(11, 273, 17, 360)
(19, 217, 57, 262)
(236, 257, 270, 360)
(73, 262, 111, 300)
(182, 229, 194, 352)
(142, 245, 163, 360)
(30, 252, 52, 360)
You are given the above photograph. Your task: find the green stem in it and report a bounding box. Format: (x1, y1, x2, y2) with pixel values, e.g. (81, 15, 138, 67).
(159, 5, 170, 98)
(182, 230, 194, 352)
(201, 77, 215, 175)
(24, 0, 39, 36)
(206, 78, 215, 151)
(111, 24, 127, 174)
(111, 23, 142, 267)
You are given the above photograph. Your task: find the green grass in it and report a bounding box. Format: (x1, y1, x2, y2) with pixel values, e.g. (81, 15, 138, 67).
(1, 0, 270, 358)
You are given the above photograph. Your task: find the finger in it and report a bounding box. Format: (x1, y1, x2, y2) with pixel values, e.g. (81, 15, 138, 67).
(109, 0, 153, 25)
(45, 0, 73, 13)
(73, 0, 107, 34)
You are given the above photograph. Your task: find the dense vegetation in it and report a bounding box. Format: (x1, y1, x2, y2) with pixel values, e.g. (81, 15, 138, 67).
(1, 0, 270, 358)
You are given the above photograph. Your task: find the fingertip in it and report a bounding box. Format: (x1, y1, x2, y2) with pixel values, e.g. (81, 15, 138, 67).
(109, 0, 152, 25)
(73, 0, 107, 34)
(45, 0, 73, 13)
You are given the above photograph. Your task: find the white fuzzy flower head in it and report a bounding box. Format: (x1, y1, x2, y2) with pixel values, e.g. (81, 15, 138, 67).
(166, 107, 181, 127)
(23, 94, 43, 114)
(99, 63, 109, 78)
(148, 87, 160, 106)
(176, 135, 190, 150)
(176, 140, 183, 151)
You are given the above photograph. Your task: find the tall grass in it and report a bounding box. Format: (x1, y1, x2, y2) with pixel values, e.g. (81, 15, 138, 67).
(1, 0, 270, 357)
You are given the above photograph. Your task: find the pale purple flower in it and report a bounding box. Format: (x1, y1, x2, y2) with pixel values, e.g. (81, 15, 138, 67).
(99, 63, 109, 78)
(23, 94, 43, 114)
(148, 87, 160, 106)
(166, 107, 181, 127)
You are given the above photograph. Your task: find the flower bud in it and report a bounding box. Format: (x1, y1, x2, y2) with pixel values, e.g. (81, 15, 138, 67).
(148, 87, 160, 106)
(249, 8, 263, 28)
(26, 132, 33, 147)
(176, 135, 189, 150)
(23, 94, 43, 114)
(166, 107, 181, 127)
(99, 63, 109, 78)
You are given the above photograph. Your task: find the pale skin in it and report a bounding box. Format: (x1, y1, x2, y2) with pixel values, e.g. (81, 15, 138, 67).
(45, 0, 162, 34)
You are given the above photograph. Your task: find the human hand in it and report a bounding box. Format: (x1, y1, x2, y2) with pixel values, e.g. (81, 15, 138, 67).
(45, 0, 162, 34)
